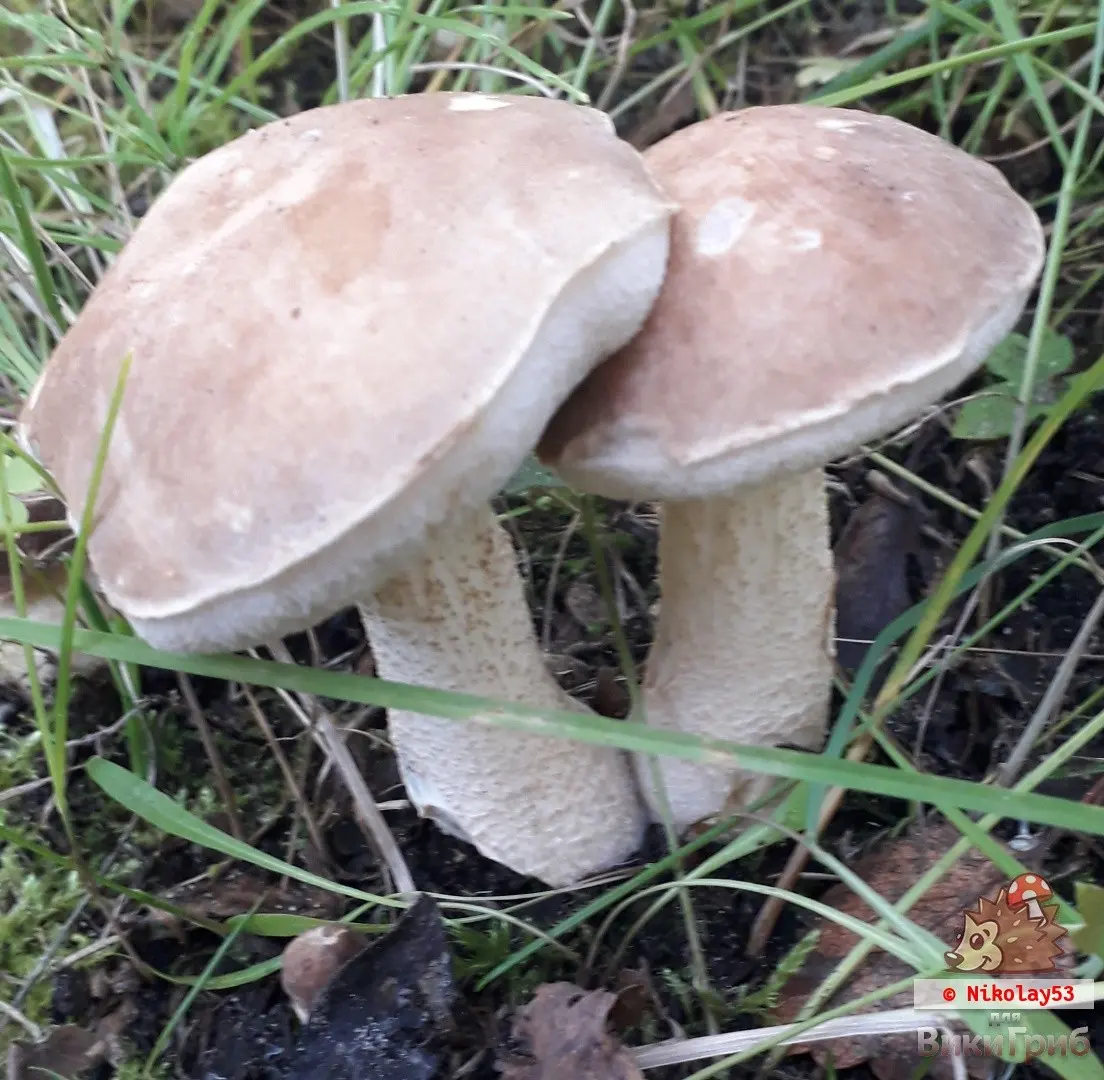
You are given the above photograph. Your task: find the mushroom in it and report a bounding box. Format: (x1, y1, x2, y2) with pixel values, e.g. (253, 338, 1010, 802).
(539, 105, 1046, 829)
(1007, 872, 1054, 921)
(19, 92, 673, 885)
(281, 925, 367, 1023)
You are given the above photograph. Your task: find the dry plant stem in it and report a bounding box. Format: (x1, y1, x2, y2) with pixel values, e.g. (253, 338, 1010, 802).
(359, 503, 645, 888)
(266, 641, 415, 895)
(240, 684, 330, 862)
(997, 585, 1104, 784)
(635, 470, 834, 827)
(177, 672, 244, 841)
(632, 1009, 967, 1078)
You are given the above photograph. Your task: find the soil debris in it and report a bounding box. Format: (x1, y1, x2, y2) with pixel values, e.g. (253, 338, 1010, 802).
(497, 983, 643, 1080)
(284, 895, 454, 1080)
(7, 1024, 105, 1080)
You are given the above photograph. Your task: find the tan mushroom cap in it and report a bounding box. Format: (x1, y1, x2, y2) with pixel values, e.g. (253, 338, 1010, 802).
(20, 93, 671, 651)
(539, 105, 1046, 497)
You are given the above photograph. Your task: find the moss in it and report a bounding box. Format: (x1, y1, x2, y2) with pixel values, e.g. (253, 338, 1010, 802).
(0, 824, 86, 1022)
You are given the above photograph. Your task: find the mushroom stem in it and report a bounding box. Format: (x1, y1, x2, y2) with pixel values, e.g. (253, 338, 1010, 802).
(634, 468, 835, 828)
(359, 503, 646, 887)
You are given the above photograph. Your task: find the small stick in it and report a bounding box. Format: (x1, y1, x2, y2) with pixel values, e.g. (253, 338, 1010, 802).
(264, 642, 415, 895)
(177, 672, 244, 842)
(240, 683, 330, 864)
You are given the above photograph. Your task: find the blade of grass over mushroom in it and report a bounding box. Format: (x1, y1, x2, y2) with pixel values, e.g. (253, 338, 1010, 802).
(43, 352, 132, 840)
(689, 527, 1104, 966)
(13, 642, 1090, 834)
(0, 456, 49, 729)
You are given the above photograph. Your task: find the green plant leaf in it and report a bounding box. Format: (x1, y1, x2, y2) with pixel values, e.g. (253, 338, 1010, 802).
(952, 391, 1051, 441)
(85, 757, 399, 909)
(0, 497, 29, 529)
(500, 454, 566, 494)
(1071, 881, 1104, 962)
(2, 454, 44, 496)
(953, 391, 1021, 440)
(986, 329, 1074, 382)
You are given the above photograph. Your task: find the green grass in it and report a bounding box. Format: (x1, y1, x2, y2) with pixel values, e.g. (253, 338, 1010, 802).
(1, 0, 1103, 1076)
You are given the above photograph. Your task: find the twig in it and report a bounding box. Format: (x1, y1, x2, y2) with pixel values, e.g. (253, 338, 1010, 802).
(0, 999, 41, 1040)
(240, 683, 330, 862)
(263, 641, 415, 895)
(176, 672, 244, 842)
(997, 585, 1104, 785)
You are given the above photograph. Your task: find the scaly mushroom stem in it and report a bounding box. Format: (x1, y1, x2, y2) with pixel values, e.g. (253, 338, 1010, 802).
(359, 503, 646, 887)
(634, 469, 835, 828)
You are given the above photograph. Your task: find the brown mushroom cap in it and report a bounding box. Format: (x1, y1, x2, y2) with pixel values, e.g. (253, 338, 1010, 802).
(20, 93, 670, 652)
(539, 105, 1045, 497)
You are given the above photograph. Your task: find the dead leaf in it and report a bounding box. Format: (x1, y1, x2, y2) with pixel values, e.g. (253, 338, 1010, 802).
(606, 967, 657, 1035)
(833, 493, 922, 676)
(544, 653, 591, 694)
(498, 983, 644, 1080)
(7, 1025, 104, 1080)
(772, 821, 1007, 1079)
(159, 868, 341, 923)
(563, 580, 605, 629)
(591, 667, 630, 719)
(286, 894, 455, 1080)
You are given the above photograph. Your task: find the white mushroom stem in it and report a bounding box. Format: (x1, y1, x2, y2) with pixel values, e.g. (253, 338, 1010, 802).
(359, 503, 646, 887)
(634, 468, 835, 828)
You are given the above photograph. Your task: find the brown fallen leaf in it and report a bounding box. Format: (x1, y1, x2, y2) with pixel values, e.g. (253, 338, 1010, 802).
(7, 1025, 104, 1080)
(158, 867, 342, 923)
(772, 821, 1008, 1080)
(498, 983, 644, 1080)
(563, 579, 605, 629)
(833, 491, 922, 677)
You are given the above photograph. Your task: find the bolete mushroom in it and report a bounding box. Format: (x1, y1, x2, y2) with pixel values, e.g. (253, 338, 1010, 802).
(540, 105, 1045, 828)
(19, 92, 672, 885)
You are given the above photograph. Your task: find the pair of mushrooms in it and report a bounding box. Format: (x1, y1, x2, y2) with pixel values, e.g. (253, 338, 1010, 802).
(20, 93, 1044, 887)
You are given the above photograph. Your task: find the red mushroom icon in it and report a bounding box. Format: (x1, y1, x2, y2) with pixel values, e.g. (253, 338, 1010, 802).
(1007, 873, 1054, 921)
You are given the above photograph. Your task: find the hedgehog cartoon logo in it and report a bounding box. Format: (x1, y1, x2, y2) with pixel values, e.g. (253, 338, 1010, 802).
(944, 873, 1068, 974)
